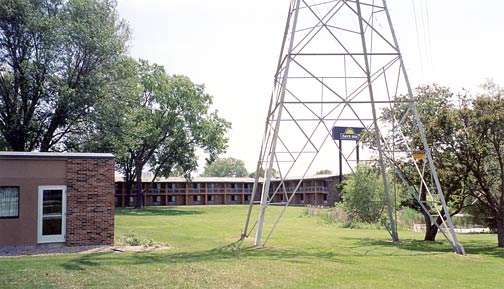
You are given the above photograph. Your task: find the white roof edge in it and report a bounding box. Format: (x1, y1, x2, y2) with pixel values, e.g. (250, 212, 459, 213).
(0, 151, 114, 159)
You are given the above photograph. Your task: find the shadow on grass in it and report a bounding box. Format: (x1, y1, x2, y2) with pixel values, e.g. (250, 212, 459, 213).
(61, 252, 109, 271)
(115, 207, 204, 217)
(347, 237, 504, 258)
(60, 241, 354, 271)
(60, 236, 504, 271)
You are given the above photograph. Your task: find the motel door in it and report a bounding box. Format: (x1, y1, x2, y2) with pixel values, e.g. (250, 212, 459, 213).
(38, 186, 67, 243)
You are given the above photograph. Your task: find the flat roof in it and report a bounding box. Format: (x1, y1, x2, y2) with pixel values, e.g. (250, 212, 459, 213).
(115, 176, 257, 183)
(115, 174, 339, 183)
(0, 151, 115, 159)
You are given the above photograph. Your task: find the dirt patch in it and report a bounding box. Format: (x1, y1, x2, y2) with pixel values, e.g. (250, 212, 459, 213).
(0, 244, 169, 257)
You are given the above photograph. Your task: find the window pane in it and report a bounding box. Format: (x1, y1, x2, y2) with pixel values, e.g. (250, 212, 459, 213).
(0, 186, 19, 217)
(42, 217, 62, 235)
(43, 190, 62, 214)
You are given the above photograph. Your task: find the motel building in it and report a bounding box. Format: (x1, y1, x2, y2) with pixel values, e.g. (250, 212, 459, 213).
(115, 174, 341, 208)
(0, 150, 340, 247)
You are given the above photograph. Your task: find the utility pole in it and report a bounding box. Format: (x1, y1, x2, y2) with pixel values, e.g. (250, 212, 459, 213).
(242, 0, 464, 255)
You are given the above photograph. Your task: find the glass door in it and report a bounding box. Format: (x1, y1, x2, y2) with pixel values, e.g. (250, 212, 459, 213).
(38, 186, 66, 243)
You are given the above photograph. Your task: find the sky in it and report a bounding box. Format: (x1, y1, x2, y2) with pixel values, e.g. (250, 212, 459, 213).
(116, 0, 504, 174)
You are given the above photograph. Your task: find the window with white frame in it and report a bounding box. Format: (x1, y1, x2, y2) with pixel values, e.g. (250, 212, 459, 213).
(0, 186, 19, 218)
(193, 195, 201, 202)
(168, 196, 176, 202)
(231, 194, 238, 201)
(207, 195, 215, 201)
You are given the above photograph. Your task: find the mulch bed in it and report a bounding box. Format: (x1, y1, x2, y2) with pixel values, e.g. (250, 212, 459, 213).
(0, 244, 169, 257)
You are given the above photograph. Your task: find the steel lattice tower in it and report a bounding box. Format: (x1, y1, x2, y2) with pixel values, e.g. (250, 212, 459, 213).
(242, 0, 464, 255)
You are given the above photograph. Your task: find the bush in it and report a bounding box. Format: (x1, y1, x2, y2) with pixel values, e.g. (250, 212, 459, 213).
(396, 207, 424, 229)
(303, 205, 348, 225)
(340, 165, 404, 224)
(115, 233, 157, 246)
(302, 205, 385, 230)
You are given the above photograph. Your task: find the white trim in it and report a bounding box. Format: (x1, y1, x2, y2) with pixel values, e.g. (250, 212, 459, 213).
(37, 186, 67, 244)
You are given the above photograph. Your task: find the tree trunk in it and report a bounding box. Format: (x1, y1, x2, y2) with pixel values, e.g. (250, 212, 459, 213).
(495, 215, 504, 248)
(125, 179, 131, 207)
(419, 185, 439, 241)
(135, 162, 143, 209)
(424, 224, 438, 241)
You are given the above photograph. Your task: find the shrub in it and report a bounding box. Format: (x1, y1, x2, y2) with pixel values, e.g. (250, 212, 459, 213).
(341, 165, 404, 224)
(396, 207, 424, 229)
(115, 233, 157, 246)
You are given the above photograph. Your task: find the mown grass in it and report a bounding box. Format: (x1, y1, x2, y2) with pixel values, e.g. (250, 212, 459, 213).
(1, 205, 503, 288)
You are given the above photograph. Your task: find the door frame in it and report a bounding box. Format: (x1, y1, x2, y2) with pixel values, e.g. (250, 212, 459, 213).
(37, 185, 67, 244)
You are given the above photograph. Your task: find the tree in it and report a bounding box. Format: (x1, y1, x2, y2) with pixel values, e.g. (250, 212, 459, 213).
(379, 84, 474, 241)
(315, 169, 333, 175)
(91, 59, 230, 208)
(202, 157, 248, 177)
(248, 167, 278, 178)
(341, 164, 403, 224)
(454, 81, 504, 246)
(0, 0, 128, 151)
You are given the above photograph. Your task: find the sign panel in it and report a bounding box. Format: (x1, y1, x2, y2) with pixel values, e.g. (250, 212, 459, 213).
(332, 127, 363, 141)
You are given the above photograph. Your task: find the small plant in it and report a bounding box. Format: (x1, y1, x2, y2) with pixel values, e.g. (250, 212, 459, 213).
(302, 205, 349, 225)
(115, 233, 157, 246)
(396, 207, 424, 229)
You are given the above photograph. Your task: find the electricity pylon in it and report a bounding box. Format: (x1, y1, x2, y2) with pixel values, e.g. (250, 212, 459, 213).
(242, 0, 464, 255)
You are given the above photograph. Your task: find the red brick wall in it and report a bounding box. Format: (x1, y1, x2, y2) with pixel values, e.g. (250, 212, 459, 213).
(66, 158, 115, 246)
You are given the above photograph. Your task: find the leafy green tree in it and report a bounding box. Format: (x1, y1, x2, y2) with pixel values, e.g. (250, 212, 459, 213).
(454, 81, 504, 246)
(248, 167, 277, 178)
(0, 0, 128, 151)
(202, 157, 248, 177)
(341, 164, 403, 224)
(91, 59, 230, 208)
(379, 84, 474, 241)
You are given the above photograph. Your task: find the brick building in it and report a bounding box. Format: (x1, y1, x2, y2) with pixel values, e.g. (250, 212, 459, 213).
(115, 175, 341, 208)
(0, 152, 115, 246)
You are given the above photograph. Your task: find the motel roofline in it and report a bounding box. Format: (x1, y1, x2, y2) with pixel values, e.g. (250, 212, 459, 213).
(114, 174, 339, 184)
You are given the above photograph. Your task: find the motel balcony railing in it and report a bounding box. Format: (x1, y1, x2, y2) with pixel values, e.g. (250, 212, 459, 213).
(122, 186, 328, 195)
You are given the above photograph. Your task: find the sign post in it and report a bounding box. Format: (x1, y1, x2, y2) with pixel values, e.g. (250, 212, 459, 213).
(331, 127, 363, 183)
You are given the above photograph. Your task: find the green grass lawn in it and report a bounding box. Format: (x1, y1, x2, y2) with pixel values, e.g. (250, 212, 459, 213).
(1, 205, 504, 288)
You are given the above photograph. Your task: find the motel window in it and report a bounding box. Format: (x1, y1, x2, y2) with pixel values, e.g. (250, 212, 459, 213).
(154, 196, 161, 203)
(231, 195, 238, 201)
(193, 195, 201, 202)
(129, 196, 134, 204)
(323, 194, 328, 201)
(300, 194, 304, 201)
(208, 183, 215, 190)
(244, 195, 250, 201)
(0, 186, 19, 218)
(169, 196, 176, 202)
(171, 183, 176, 190)
(207, 195, 215, 201)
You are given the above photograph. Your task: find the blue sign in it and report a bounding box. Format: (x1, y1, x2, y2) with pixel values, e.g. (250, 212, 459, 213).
(332, 127, 363, 141)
